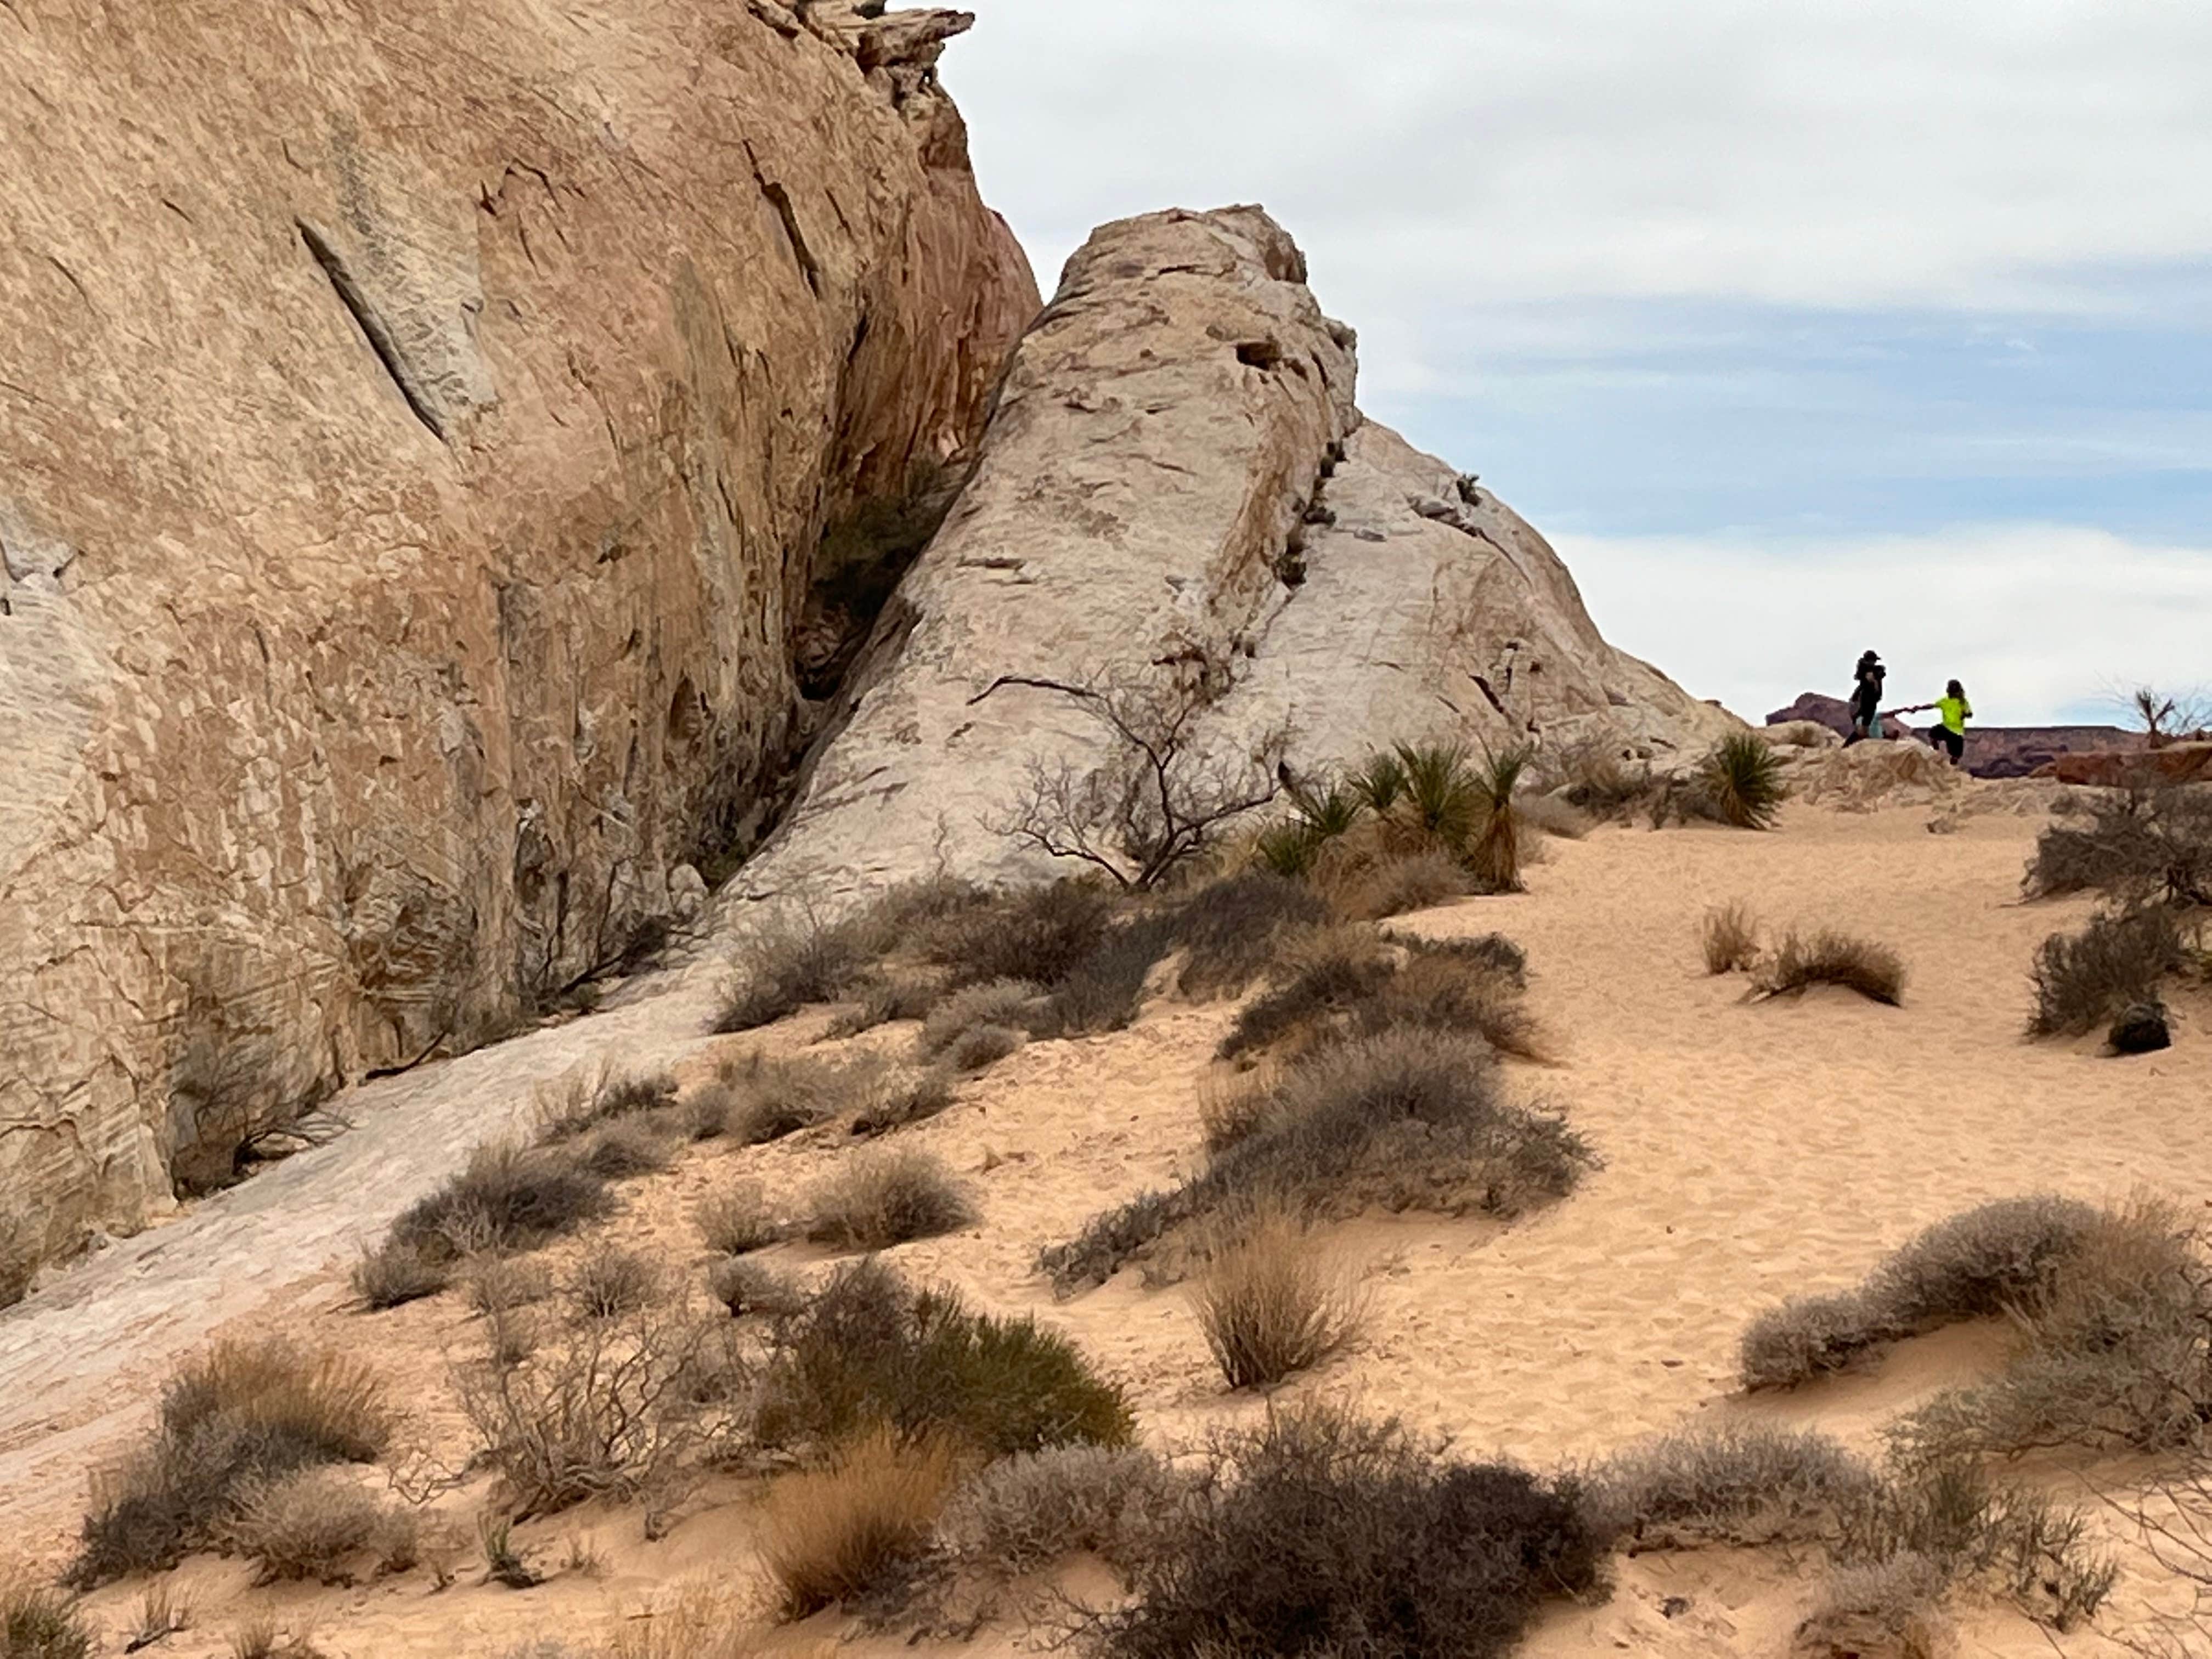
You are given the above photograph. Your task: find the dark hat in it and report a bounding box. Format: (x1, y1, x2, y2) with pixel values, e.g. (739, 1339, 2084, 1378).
(1858, 650, 1881, 664)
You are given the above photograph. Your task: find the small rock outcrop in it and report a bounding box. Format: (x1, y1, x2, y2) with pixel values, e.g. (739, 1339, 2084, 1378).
(1768, 694, 2148, 780)
(0, 0, 1036, 1250)
(737, 206, 1737, 906)
(2109, 1002, 2172, 1056)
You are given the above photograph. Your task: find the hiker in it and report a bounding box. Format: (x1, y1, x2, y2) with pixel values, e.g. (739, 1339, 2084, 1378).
(1896, 679, 1973, 765)
(1843, 650, 1886, 745)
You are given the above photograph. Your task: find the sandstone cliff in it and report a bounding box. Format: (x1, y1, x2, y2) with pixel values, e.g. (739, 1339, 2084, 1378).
(0, 0, 1036, 1251)
(735, 206, 1737, 907)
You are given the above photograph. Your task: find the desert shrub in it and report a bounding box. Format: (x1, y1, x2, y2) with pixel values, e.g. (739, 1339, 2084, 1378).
(1189, 1204, 1364, 1388)
(466, 1256, 554, 1317)
(918, 979, 1039, 1058)
(940, 1444, 1187, 1576)
(577, 1119, 676, 1180)
(72, 1340, 392, 1585)
(1028, 916, 1175, 1037)
(2025, 785, 2212, 906)
(1556, 744, 1660, 821)
(1693, 732, 1787, 830)
(824, 969, 945, 1039)
(1754, 928, 1905, 1003)
(708, 1257, 808, 1321)
(945, 1023, 1025, 1072)
(384, 1142, 612, 1265)
(1092, 1405, 1604, 1659)
(567, 1247, 664, 1322)
(714, 908, 877, 1032)
(695, 1181, 783, 1255)
(805, 1148, 975, 1250)
(455, 1309, 737, 1517)
(1197, 1066, 1274, 1154)
(1216, 926, 1395, 1060)
(1797, 1549, 1952, 1656)
(1887, 1200, 2210, 1463)
(0, 1579, 91, 1659)
(1386, 741, 1485, 855)
(1219, 929, 1544, 1066)
(1325, 850, 1476, 922)
(1514, 793, 1590, 840)
(1046, 1029, 1592, 1291)
(533, 1065, 679, 1143)
(849, 1068, 957, 1138)
(759, 1259, 1133, 1456)
(1589, 1424, 1882, 1547)
(1167, 870, 1330, 997)
(760, 1426, 958, 1617)
(1357, 940, 1550, 1062)
(220, 1467, 415, 1584)
(715, 1050, 886, 1144)
(351, 1242, 451, 1311)
(1464, 744, 1533, 890)
(919, 879, 1121, 991)
(1741, 1195, 2101, 1388)
(2027, 904, 2189, 1036)
(1350, 749, 1409, 815)
(1700, 901, 1760, 974)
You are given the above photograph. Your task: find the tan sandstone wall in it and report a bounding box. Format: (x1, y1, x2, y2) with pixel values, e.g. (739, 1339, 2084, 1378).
(0, 0, 1036, 1248)
(734, 206, 1738, 910)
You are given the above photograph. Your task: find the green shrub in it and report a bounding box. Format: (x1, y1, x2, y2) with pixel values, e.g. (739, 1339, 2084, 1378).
(1465, 744, 1533, 890)
(1695, 732, 1787, 830)
(759, 1259, 1133, 1457)
(1091, 1405, 1604, 1659)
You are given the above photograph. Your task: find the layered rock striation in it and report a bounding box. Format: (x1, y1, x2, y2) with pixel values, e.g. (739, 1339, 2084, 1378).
(736, 206, 1736, 907)
(0, 0, 1035, 1248)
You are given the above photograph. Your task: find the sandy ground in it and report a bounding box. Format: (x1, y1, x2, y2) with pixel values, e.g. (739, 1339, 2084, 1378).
(7, 788, 2208, 1657)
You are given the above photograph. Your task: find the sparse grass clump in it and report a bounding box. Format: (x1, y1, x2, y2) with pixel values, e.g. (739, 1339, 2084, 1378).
(758, 1259, 1133, 1457)
(220, 1467, 416, 1584)
(2027, 904, 2190, 1036)
(1046, 1028, 1592, 1292)
(940, 1444, 1187, 1576)
(1700, 901, 1760, 974)
(1, 1578, 91, 1659)
(1741, 1194, 2101, 1389)
(760, 1426, 958, 1618)
(1754, 928, 1905, 1004)
(72, 1340, 393, 1585)
(917, 979, 1039, 1059)
(804, 1148, 975, 1250)
(695, 1181, 783, 1256)
(1694, 732, 1788, 830)
(1093, 1405, 1604, 1659)
(1323, 850, 1476, 923)
(1190, 1204, 1365, 1389)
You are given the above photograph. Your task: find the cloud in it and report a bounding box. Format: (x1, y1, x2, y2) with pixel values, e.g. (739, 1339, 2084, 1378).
(1550, 524, 2212, 725)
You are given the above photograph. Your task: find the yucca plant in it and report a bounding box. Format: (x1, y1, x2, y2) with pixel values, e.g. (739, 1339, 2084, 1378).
(1349, 749, 1409, 815)
(1254, 821, 1322, 879)
(1696, 733, 1788, 830)
(1391, 741, 1482, 852)
(1468, 743, 1534, 891)
(1288, 778, 1364, 841)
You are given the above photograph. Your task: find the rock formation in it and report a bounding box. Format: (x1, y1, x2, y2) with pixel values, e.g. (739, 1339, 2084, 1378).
(1767, 693, 2147, 780)
(0, 0, 1036, 1252)
(736, 206, 1737, 907)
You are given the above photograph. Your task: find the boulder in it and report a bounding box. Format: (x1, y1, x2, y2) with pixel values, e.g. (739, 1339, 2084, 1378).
(734, 206, 1739, 908)
(0, 0, 1036, 1249)
(2109, 1002, 2172, 1056)
(2043, 742, 2212, 788)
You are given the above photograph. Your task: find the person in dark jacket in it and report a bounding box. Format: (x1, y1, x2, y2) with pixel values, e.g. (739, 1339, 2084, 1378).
(1843, 650, 1886, 745)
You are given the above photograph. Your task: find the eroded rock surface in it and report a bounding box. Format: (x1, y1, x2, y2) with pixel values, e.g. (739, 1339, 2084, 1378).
(736, 206, 1737, 909)
(0, 0, 1036, 1251)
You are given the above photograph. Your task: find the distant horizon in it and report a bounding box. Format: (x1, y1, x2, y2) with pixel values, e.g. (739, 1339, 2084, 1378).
(943, 0, 2210, 727)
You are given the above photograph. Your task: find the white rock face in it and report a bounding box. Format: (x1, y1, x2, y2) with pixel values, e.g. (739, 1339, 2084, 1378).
(735, 206, 1739, 911)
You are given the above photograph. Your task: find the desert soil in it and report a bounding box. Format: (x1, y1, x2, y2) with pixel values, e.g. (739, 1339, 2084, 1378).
(5, 793, 2203, 1657)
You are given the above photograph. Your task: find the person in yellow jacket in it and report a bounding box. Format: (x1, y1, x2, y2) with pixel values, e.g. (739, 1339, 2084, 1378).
(1895, 679, 1973, 765)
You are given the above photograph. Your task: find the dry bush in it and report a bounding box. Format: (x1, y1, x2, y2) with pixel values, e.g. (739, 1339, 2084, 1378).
(0, 1576, 91, 1659)
(1189, 1203, 1365, 1389)
(1029, 918, 1172, 1037)
(761, 1426, 960, 1617)
(939, 1444, 1187, 1577)
(945, 1023, 1025, 1073)
(220, 1466, 416, 1584)
(1197, 1066, 1274, 1154)
(1090, 1404, 1605, 1659)
(2027, 904, 2190, 1037)
(532, 1065, 679, 1143)
(696, 1182, 783, 1256)
(1166, 870, 1331, 998)
(1216, 926, 1396, 1060)
(825, 969, 947, 1040)
(567, 1247, 665, 1322)
(849, 1069, 957, 1138)
(577, 1119, 676, 1180)
(383, 1141, 613, 1265)
(1700, 901, 1760, 974)
(128, 1583, 191, 1651)
(1754, 928, 1905, 1004)
(1588, 1424, 1882, 1547)
(1219, 929, 1545, 1067)
(1323, 850, 1476, 923)
(714, 908, 877, 1032)
(1514, 793, 1590, 841)
(455, 1308, 739, 1517)
(917, 879, 1121, 991)
(1741, 1194, 2101, 1388)
(72, 1339, 393, 1584)
(708, 1257, 808, 1321)
(2025, 785, 2212, 906)
(758, 1259, 1132, 1457)
(1045, 1028, 1593, 1293)
(351, 1243, 450, 1311)
(804, 1148, 975, 1250)
(1694, 732, 1788, 830)
(227, 1615, 326, 1659)
(918, 979, 1039, 1058)
(467, 1255, 554, 1315)
(1556, 744, 1662, 822)
(1797, 1550, 1952, 1657)
(713, 1049, 889, 1144)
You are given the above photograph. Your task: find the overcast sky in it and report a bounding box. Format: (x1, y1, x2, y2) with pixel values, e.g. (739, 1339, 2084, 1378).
(939, 1, 2211, 724)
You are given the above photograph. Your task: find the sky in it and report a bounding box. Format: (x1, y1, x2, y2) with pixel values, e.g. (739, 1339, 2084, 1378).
(938, 0, 2212, 725)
